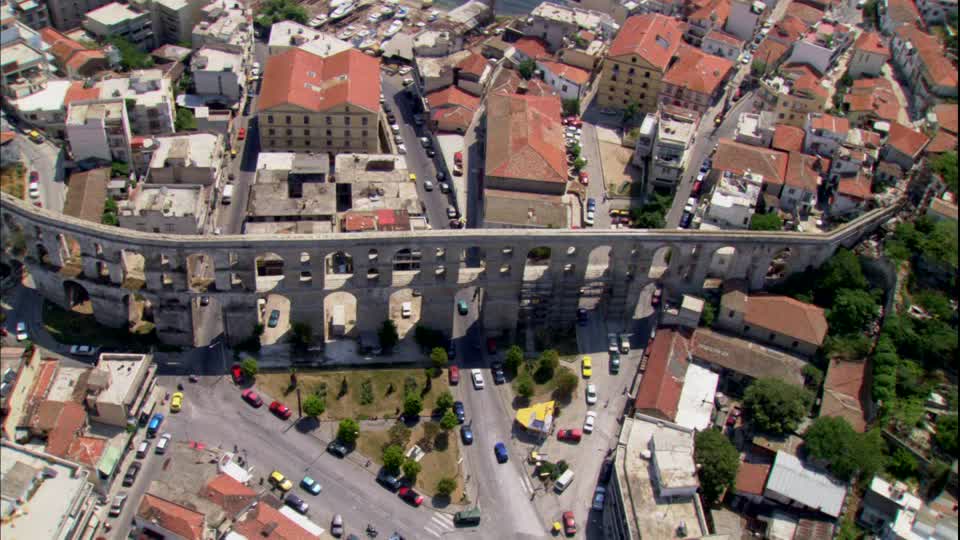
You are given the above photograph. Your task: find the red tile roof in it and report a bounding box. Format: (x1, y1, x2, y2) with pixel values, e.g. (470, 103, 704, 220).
(634, 328, 690, 421)
(886, 121, 930, 159)
(744, 295, 829, 346)
(714, 138, 789, 184)
(204, 474, 257, 515)
(853, 31, 890, 57)
(754, 39, 790, 70)
(45, 401, 86, 458)
(790, 66, 829, 99)
(773, 125, 806, 153)
(770, 15, 810, 44)
(810, 113, 850, 135)
(736, 462, 772, 496)
(845, 78, 901, 122)
(662, 45, 733, 96)
(138, 494, 206, 540)
(689, 0, 730, 25)
(233, 502, 320, 539)
(491, 68, 558, 97)
(66, 436, 106, 467)
(704, 30, 744, 46)
(787, 2, 825, 26)
(821, 359, 869, 432)
(885, 0, 923, 29)
(786, 152, 823, 192)
(926, 130, 958, 154)
(894, 25, 957, 89)
(513, 37, 550, 61)
(40, 27, 107, 71)
(485, 93, 566, 184)
(0, 131, 14, 145)
(837, 174, 873, 201)
(427, 86, 480, 132)
(456, 51, 488, 78)
(537, 59, 590, 85)
(608, 14, 684, 70)
(64, 81, 101, 106)
(933, 104, 958, 135)
(259, 48, 380, 114)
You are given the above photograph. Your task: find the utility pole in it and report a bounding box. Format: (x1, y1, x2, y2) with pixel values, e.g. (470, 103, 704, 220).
(296, 387, 302, 418)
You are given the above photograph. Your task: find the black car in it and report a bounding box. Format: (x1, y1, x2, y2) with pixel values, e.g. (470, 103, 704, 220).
(460, 425, 474, 444)
(285, 493, 309, 514)
(123, 461, 141, 486)
(491, 362, 505, 385)
(576, 308, 588, 326)
(599, 460, 613, 484)
(610, 352, 621, 374)
(453, 401, 465, 423)
(387, 114, 396, 123)
(376, 469, 402, 491)
(446, 341, 456, 360)
(680, 211, 693, 228)
(327, 440, 349, 458)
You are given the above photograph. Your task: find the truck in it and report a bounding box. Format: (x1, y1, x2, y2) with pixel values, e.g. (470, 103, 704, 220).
(331, 304, 346, 336)
(222, 184, 234, 205)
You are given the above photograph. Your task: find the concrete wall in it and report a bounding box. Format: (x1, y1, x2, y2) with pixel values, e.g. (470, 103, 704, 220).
(1, 192, 901, 346)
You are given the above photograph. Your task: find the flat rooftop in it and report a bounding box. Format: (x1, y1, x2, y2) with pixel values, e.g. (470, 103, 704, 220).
(10, 79, 70, 113)
(268, 21, 351, 57)
(1, 42, 43, 68)
(674, 363, 718, 431)
(66, 100, 125, 125)
(657, 116, 696, 145)
(125, 185, 205, 217)
(192, 47, 243, 73)
(615, 416, 703, 540)
(46, 366, 86, 402)
(149, 133, 220, 169)
(145, 440, 229, 528)
(94, 353, 150, 407)
(249, 152, 335, 219)
(416, 50, 473, 78)
(85, 2, 145, 25)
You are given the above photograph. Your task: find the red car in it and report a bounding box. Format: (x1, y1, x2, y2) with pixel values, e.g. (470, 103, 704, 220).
(557, 429, 582, 442)
(578, 171, 589, 185)
(241, 389, 263, 407)
(29, 171, 39, 182)
(237, 128, 246, 140)
(448, 366, 460, 385)
(269, 401, 292, 419)
(692, 180, 703, 196)
(486, 338, 497, 355)
(230, 364, 243, 384)
(563, 511, 576, 536)
(564, 116, 582, 128)
(398, 486, 423, 507)
(726, 406, 742, 426)
(454, 151, 463, 166)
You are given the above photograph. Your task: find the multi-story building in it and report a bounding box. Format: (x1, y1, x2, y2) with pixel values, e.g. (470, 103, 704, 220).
(44, 0, 111, 31)
(701, 30, 744, 61)
(848, 30, 890, 78)
(83, 353, 157, 427)
(39, 28, 109, 78)
(735, 111, 776, 147)
(425, 86, 480, 134)
(192, 1, 251, 55)
(843, 77, 901, 126)
(702, 170, 763, 229)
(890, 25, 958, 113)
(258, 48, 380, 155)
(0, 38, 49, 99)
(525, 1, 617, 51)
(191, 47, 243, 102)
(648, 107, 697, 193)
(880, 0, 924, 34)
(83, 3, 155, 51)
(3, 0, 49, 29)
(536, 59, 591, 102)
(684, 0, 730, 47)
(915, 0, 959, 24)
(785, 22, 855, 75)
(882, 121, 930, 170)
(412, 30, 463, 58)
(803, 112, 849, 157)
(725, 0, 764, 42)
(148, 0, 208, 46)
(119, 183, 211, 234)
(147, 133, 224, 185)
(781, 151, 822, 215)
(556, 32, 607, 71)
(267, 20, 351, 58)
(717, 287, 828, 356)
(96, 69, 175, 135)
(757, 66, 829, 127)
(659, 45, 734, 114)
(596, 13, 683, 112)
(65, 99, 133, 164)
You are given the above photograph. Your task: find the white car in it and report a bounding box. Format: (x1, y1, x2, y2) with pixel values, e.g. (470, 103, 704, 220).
(28, 181, 40, 199)
(584, 210, 595, 226)
(583, 411, 597, 433)
(423, 181, 434, 191)
(15, 322, 28, 341)
(471, 369, 484, 389)
(394, 135, 402, 144)
(586, 383, 598, 405)
(397, 144, 407, 155)
(741, 52, 752, 65)
(390, 124, 400, 134)
(69, 345, 96, 356)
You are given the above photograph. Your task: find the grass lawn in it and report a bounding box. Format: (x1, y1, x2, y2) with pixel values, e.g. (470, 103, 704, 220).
(356, 421, 464, 500)
(256, 368, 451, 421)
(1, 164, 25, 199)
(42, 300, 155, 348)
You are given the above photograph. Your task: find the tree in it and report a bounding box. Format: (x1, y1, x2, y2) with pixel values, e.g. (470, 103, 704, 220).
(102, 198, 119, 226)
(572, 157, 587, 171)
(436, 477, 457, 497)
(378, 320, 399, 351)
(337, 418, 360, 444)
(802, 364, 824, 391)
(430, 347, 448, 369)
(440, 409, 458, 430)
(515, 372, 535, 398)
(828, 289, 878, 335)
(750, 59, 767, 77)
(290, 322, 312, 352)
(435, 390, 454, 412)
(302, 395, 325, 417)
(750, 212, 782, 231)
(175, 108, 196, 131)
(701, 302, 716, 327)
(240, 357, 258, 379)
(930, 150, 958, 194)
(383, 444, 405, 473)
(255, 0, 308, 26)
(109, 37, 154, 70)
(888, 448, 919, 480)
(622, 102, 640, 126)
(695, 429, 740, 504)
(504, 345, 524, 374)
(534, 349, 560, 382)
(402, 393, 423, 418)
(402, 459, 422, 481)
(561, 98, 580, 117)
(517, 59, 537, 79)
(413, 325, 445, 350)
(816, 249, 868, 305)
(553, 367, 579, 399)
(743, 378, 811, 435)
(934, 415, 958, 457)
(803, 416, 886, 481)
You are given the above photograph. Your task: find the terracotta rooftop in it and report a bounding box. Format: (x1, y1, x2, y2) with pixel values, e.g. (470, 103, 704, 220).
(63, 167, 109, 224)
(233, 501, 320, 539)
(745, 294, 829, 346)
(490, 68, 557, 97)
(259, 48, 380, 113)
(662, 45, 734, 96)
(608, 14, 683, 70)
(704, 30, 744, 46)
(886, 121, 930, 159)
(785, 152, 824, 192)
(787, 2, 825, 26)
(689, 0, 730, 25)
(456, 50, 488, 77)
(714, 138, 788, 184)
(634, 328, 690, 421)
(929, 197, 958, 220)
(426, 85, 480, 110)
(933, 104, 958, 135)
(837, 173, 873, 201)
(810, 113, 850, 135)
(885, 0, 923, 29)
(773, 125, 806, 153)
(894, 25, 957, 89)
(537, 59, 590, 85)
(736, 462, 772, 496)
(63, 81, 102, 106)
(66, 435, 106, 467)
(204, 474, 257, 515)
(40, 27, 107, 70)
(820, 359, 869, 432)
(852, 30, 890, 56)
(138, 493, 206, 540)
(45, 401, 87, 458)
(691, 328, 807, 386)
(770, 15, 810, 44)
(0, 131, 13, 145)
(789, 66, 829, 99)
(754, 39, 790, 70)
(485, 92, 566, 184)
(845, 78, 900, 122)
(513, 37, 550, 60)
(926, 130, 958, 154)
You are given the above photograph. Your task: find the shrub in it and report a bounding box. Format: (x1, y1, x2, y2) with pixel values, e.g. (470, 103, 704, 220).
(240, 357, 258, 379)
(435, 390, 454, 412)
(302, 395, 325, 417)
(360, 379, 374, 405)
(337, 418, 360, 444)
(436, 477, 457, 497)
(383, 445, 404, 473)
(402, 393, 423, 418)
(402, 459, 421, 481)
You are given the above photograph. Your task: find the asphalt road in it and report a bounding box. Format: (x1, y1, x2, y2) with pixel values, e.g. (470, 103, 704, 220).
(1, 109, 66, 213)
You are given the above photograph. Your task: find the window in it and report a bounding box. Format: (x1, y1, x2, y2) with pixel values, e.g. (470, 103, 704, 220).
(641, 82, 648, 89)
(326, 129, 332, 136)
(728, 310, 734, 317)
(768, 333, 776, 340)
(285, 115, 291, 124)
(268, 128, 275, 135)
(779, 113, 785, 119)
(327, 140, 332, 146)
(344, 117, 350, 126)
(303, 116, 309, 124)
(304, 129, 310, 136)
(628, 68, 635, 75)
(788, 188, 795, 194)
(644, 71, 650, 78)
(791, 341, 799, 348)
(344, 130, 351, 137)
(268, 115, 274, 124)
(287, 139, 292, 146)
(326, 117, 332, 125)
(639, 93, 645, 99)
(609, 86, 615, 92)
(562, 85, 568, 92)
(631, 57, 637, 63)
(623, 99, 628, 104)
(744, 325, 751, 332)
(362, 117, 368, 126)
(286, 128, 292, 135)
(362, 130, 368, 137)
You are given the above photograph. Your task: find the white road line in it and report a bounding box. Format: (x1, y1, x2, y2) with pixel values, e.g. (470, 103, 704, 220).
(428, 513, 453, 531)
(423, 524, 443, 537)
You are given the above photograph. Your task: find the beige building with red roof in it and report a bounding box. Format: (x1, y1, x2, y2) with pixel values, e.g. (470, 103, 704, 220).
(848, 30, 890, 78)
(596, 13, 684, 112)
(39, 27, 108, 78)
(717, 283, 828, 357)
(425, 86, 480, 134)
(882, 121, 930, 170)
(821, 358, 870, 432)
(634, 328, 690, 422)
(781, 152, 825, 214)
(536, 59, 591, 102)
(257, 48, 380, 155)
(772, 124, 806, 153)
(702, 30, 744, 61)
(843, 77, 902, 126)
(758, 66, 829, 127)
(891, 25, 959, 112)
(804, 112, 850, 157)
(232, 500, 321, 539)
(713, 137, 789, 188)
(135, 493, 207, 540)
(830, 170, 874, 216)
(659, 45, 734, 114)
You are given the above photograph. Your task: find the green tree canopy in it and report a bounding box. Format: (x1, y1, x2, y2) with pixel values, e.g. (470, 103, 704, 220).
(337, 418, 360, 444)
(378, 320, 399, 351)
(803, 416, 886, 481)
(934, 415, 958, 457)
(816, 249, 868, 305)
(240, 357, 258, 379)
(504, 345, 524, 374)
(435, 390, 454, 412)
(828, 288, 879, 335)
(430, 347, 448, 369)
(930, 151, 958, 194)
(383, 444, 405, 473)
(553, 367, 579, 400)
(302, 395, 325, 417)
(517, 59, 537, 79)
(440, 409, 458, 430)
(402, 393, 423, 417)
(562, 98, 580, 117)
(401, 459, 422, 480)
(255, 0, 308, 26)
(436, 477, 457, 497)
(695, 429, 740, 504)
(743, 378, 811, 435)
(750, 212, 782, 231)
(108, 37, 154, 70)
(514, 372, 535, 398)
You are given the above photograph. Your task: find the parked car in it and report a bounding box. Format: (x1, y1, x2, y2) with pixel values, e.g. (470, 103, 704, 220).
(327, 440, 350, 458)
(109, 493, 128, 517)
(448, 366, 459, 385)
(446, 206, 459, 219)
(557, 429, 582, 442)
(585, 383, 598, 405)
(423, 180, 434, 191)
(331, 514, 344, 537)
(494, 442, 508, 463)
(170, 392, 184, 412)
(241, 389, 263, 407)
(680, 211, 693, 228)
(599, 461, 613, 484)
(471, 369, 484, 389)
(270, 470, 293, 492)
(491, 362, 505, 384)
(563, 511, 577, 536)
(237, 128, 246, 140)
(269, 401, 292, 419)
(69, 345, 96, 356)
(301, 476, 322, 495)
(593, 486, 607, 511)
(267, 309, 280, 328)
(230, 364, 243, 384)
(285, 492, 309, 514)
(123, 461, 141, 486)
(457, 299, 469, 315)
(453, 401, 465, 423)
(15, 322, 28, 341)
(609, 352, 621, 374)
(460, 425, 474, 444)
(376, 469, 402, 491)
(583, 411, 597, 433)
(581, 356, 593, 378)
(399, 486, 424, 506)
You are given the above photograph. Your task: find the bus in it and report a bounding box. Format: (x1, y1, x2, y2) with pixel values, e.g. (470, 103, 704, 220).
(146, 413, 164, 437)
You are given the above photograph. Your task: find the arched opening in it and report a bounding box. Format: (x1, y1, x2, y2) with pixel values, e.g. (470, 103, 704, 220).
(58, 233, 82, 277)
(192, 294, 221, 346)
(648, 246, 673, 280)
(392, 248, 422, 272)
(255, 253, 285, 292)
(323, 291, 358, 341)
(765, 248, 793, 285)
(260, 293, 291, 346)
(63, 280, 92, 313)
(325, 251, 354, 275)
(707, 245, 738, 282)
(465, 246, 486, 269)
(580, 246, 612, 311)
(186, 253, 215, 292)
(388, 288, 421, 339)
(123, 294, 155, 334)
(36, 243, 50, 266)
(121, 250, 146, 290)
(368, 249, 379, 263)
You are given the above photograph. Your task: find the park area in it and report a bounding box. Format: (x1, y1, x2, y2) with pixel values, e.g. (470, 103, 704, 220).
(1, 164, 25, 199)
(356, 421, 463, 500)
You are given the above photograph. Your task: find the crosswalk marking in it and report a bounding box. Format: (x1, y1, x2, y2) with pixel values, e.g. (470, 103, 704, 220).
(423, 512, 454, 538)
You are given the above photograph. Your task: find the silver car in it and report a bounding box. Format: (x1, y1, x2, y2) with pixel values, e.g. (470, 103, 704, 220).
(331, 514, 344, 537)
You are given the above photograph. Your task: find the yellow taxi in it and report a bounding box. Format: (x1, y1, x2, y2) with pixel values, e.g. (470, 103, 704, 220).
(28, 130, 44, 143)
(270, 470, 293, 492)
(230, 148, 238, 158)
(409, 173, 417, 183)
(170, 392, 184, 412)
(581, 356, 592, 378)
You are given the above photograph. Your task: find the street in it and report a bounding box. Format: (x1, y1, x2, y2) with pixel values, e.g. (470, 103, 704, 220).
(1, 109, 66, 213)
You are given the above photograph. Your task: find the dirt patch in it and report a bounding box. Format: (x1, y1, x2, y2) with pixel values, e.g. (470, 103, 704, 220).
(599, 141, 642, 196)
(356, 421, 463, 500)
(1, 164, 25, 199)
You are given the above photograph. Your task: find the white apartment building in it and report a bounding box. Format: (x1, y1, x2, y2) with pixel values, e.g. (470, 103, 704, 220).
(0, 9, 51, 99)
(267, 21, 351, 58)
(648, 110, 696, 193)
(191, 46, 243, 101)
(83, 2, 155, 51)
(525, 1, 617, 51)
(702, 30, 744, 61)
(150, 0, 208, 46)
(3, 0, 50, 30)
(192, 1, 251, 54)
(412, 30, 463, 58)
(786, 24, 854, 76)
(536, 59, 591, 101)
(66, 99, 133, 164)
(84, 353, 156, 428)
(724, 0, 764, 42)
(803, 112, 849, 157)
(147, 132, 224, 185)
(97, 69, 175, 135)
(735, 112, 776, 147)
(119, 184, 210, 234)
(702, 170, 763, 229)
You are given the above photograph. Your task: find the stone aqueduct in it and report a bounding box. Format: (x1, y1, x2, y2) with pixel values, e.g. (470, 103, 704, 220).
(0, 193, 900, 347)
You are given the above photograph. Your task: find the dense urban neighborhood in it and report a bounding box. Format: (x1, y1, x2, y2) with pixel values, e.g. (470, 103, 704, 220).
(0, 0, 957, 537)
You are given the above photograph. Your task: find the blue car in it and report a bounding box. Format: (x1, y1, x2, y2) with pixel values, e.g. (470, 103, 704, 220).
(680, 211, 693, 228)
(300, 476, 322, 495)
(586, 198, 596, 210)
(494, 442, 508, 463)
(460, 425, 474, 445)
(453, 401, 465, 424)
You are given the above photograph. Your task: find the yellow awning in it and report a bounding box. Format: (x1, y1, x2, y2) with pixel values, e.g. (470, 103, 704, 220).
(515, 400, 555, 434)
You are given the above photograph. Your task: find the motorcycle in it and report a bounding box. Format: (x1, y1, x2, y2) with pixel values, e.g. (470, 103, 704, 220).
(366, 524, 378, 537)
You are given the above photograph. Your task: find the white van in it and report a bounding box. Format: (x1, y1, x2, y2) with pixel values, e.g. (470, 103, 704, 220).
(155, 433, 171, 454)
(222, 184, 234, 204)
(136, 441, 149, 458)
(401, 302, 412, 318)
(554, 469, 575, 493)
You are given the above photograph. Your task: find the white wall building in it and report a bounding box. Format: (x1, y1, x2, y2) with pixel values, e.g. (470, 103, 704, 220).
(848, 30, 890, 78)
(83, 2, 155, 51)
(649, 110, 696, 193)
(192, 0, 251, 54)
(724, 0, 763, 42)
(96, 69, 175, 135)
(536, 59, 591, 101)
(735, 111, 776, 147)
(267, 20, 351, 57)
(702, 170, 763, 229)
(803, 113, 850, 157)
(763, 451, 846, 518)
(191, 46, 243, 101)
(147, 132, 224, 185)
(702, 30, 744, 61)
(412, 30, 462, 58)
(66, 99, 133, 164)
(119, 184, 210, 234)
